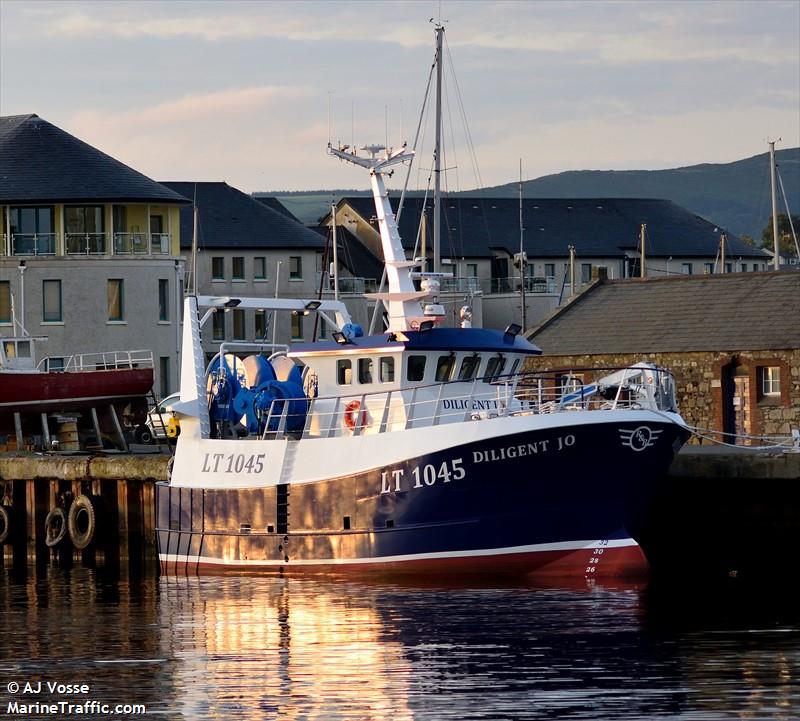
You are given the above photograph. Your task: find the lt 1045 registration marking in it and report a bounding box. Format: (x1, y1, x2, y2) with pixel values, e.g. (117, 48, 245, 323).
(381, 458, 465, 494)
(201, 453, 266, 474)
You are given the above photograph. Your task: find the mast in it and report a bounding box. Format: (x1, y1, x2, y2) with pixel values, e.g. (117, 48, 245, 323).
(191, 204, 199, 295)
(769, 139, 781, 270)
(639, 223, 646, 278)
(331, 202, 340, 300)
(518, 159, 526, 329)
(433, 24, 443, 274)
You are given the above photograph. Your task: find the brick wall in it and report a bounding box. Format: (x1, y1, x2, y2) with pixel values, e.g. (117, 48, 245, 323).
(524, 349, 800, 445)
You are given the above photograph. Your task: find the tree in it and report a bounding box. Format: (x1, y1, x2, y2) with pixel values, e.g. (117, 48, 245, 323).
(761, 214, 799, 257)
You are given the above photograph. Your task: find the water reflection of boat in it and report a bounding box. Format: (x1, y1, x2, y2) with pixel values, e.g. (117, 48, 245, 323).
(156, 26, 689, 580)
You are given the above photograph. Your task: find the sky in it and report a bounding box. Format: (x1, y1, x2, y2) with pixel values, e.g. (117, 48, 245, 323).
(1, 0, 798, 194)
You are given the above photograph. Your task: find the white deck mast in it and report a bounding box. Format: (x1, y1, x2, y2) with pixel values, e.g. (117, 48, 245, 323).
(328, 144, 432, 331)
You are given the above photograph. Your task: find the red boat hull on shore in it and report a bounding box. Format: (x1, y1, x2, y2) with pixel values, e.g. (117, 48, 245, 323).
(0, 368, 154, 413)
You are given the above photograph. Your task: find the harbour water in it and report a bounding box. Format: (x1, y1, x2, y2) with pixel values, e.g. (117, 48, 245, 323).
(0, 568, 797, 720)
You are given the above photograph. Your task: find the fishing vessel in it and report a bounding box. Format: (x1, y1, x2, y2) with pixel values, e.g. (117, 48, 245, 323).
(156, 26, 690, 579)
(0, 317, 153, 444)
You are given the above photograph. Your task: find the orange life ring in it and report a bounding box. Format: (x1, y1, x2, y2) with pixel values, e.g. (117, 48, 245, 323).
(343, 400, 367, 431)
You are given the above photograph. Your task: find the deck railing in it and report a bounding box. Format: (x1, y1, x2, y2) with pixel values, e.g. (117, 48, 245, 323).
(38, 349, 154, 372)
(252, 365, 678, 441)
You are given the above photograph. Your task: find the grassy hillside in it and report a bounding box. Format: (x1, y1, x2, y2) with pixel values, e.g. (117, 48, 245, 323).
(255, 148, 799, 237)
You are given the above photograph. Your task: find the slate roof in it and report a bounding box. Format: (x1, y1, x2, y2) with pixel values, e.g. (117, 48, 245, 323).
(161, 182, 324, 250)
(252, 196, 300, 222)
(528, 271, 800, 354)
(0, 114, 190, 205)
(336, 196, 768, 260)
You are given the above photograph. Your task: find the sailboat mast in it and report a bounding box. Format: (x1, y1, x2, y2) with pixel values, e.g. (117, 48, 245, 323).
(433, 24, 443, 274)
(769, 139, 781, 270)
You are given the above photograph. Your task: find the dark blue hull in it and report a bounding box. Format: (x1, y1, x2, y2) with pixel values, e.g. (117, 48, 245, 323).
(157, 419, 689, 578)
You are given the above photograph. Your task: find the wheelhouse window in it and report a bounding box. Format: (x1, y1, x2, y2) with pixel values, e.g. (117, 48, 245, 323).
(289, 256, 302, 280)
(380, 357, 395, 383)
(337, 359, 352, 385)
(435, 354, 456, 382)
(232, 257, 245, 280)
(0, 281, 10, 323)
(42, 280, 62, 322)
(107, 279, 124, 321)
(485, 355, 505, 381)
(760, 366, 780, 396)
(458, 354, 480, 381)
(358, 357, 374, 384)
(212, 257, 225, 280)
(254, 257, 267, 280)
(406, 355, 426, 382)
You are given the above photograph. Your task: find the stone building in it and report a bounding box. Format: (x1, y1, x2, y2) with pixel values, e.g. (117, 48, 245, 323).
(525, 271, 799, 444)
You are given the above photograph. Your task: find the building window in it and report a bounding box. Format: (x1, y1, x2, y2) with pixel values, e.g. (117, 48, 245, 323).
(107, 279, 124, 321)
(44, 357, 64, 372)
(337, 359, 352, 385)
(65, 205, 105, 253)
(212, 311, 224, 341)
(291, 312, 303, 340)
(466, 263, 478, 278)
(681, 263, 693, 275)
(358, 357, 374, 384)
(10, 206, 55, 254)
(0, 281, 10, 323)
(232, 257, 245, 280)
(740, 263, 748, 272)
(254, 257, 267, 280)
(212, 257, 224, 280)
(43, 280, 62, 322)
(544, 263, 555, 278)
(289, 256, 302, 280)
(704, 262, 714, 275)
(725, 262, 733, 273)
(159, 357, 170, 398)
(158, 279, 169, 321)
(581, 263, 592, 284)
(255, 310, 266, 338)
(232, 309, 245, 339)
(380, 357, 395, 383)
(760, 367, 781, 396)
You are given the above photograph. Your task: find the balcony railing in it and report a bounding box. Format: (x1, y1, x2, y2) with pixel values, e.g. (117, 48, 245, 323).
(439, 276, 481, 293)
(114, 232, 149, 254)
(66, 232, 107, 255)
(483, 276, 557, 294)
(6, 232, 172, 257)
(10, 233, 57, 256)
